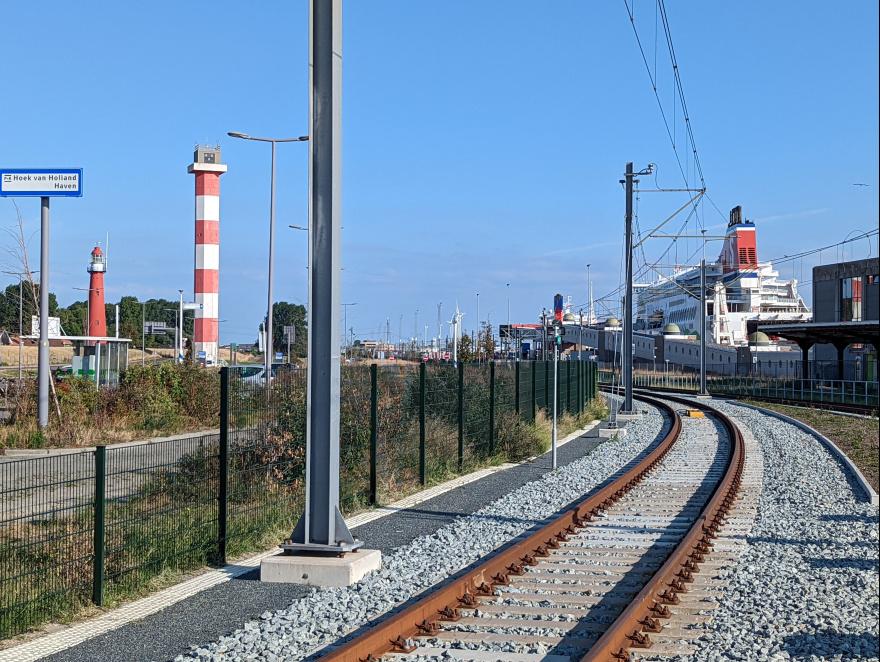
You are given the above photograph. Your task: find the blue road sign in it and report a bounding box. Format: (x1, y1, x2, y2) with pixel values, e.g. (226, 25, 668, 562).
(0, 168, 83, 197)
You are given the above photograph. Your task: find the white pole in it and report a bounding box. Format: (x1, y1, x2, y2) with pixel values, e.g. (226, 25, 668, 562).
(587, 263, 592, 325)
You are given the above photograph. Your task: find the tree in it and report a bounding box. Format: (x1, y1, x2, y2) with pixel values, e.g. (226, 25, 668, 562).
(0, 283, 27, 332)
(57, 300, 88, 336)
(458, 332, 475, 365)
(479, 322, 496, 361)
(0, 283, 58, 333)
(260, 302, 307, 358)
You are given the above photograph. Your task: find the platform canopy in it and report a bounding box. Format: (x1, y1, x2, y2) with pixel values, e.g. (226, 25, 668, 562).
(759, 321, 878, 380)
(758, 321, 878, 348)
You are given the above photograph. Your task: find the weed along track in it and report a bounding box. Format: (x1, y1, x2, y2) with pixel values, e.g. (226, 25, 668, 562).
(317, 394, 745, 662)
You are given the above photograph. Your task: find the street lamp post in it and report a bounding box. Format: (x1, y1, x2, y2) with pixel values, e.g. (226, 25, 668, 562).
(228, 131, 308, 388)
(164, 308, 180, 362)
(217, 320, 227, 364)
(587, 264, 592, 325)
(71, 286, 98, 339)
(3, 270, 37, 384)
(475, 293, 480, 363)
(178, 289, 184, 364)
(506, 283, 510, 360)
(341, 303, 357, 360)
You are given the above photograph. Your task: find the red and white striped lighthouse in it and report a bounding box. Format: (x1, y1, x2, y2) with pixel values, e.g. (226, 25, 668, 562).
(188, 145, 227, 364)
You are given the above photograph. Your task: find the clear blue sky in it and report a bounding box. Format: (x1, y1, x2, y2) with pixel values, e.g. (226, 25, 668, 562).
(2, 1, 878, 345)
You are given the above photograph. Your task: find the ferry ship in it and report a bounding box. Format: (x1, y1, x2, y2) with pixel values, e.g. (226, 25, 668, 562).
(635, 206, 811, 346)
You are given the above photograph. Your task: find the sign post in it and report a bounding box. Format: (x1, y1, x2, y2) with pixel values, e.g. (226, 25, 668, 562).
(283, 325, 295, 364)
(1, 168, 83, 429)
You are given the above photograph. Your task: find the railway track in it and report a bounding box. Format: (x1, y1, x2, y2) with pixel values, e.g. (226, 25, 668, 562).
(622, 383, 878, 417)
(318, 392, 746, 662)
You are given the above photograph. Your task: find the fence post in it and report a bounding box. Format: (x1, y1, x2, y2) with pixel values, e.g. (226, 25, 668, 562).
(92, 445, 106, 607)
(489, 362, 496, 455)
(544, 360, 550, 412)
(567, 361, 572, 413)
(369, 363, 378, 505)
(458, 363, 464, 471)
(515, 360, 520, 416)
(531, 361, 537, 422)
(589, 362, 595, 401)
(419, 362, 426, 485)
(218, 368, 229, 565)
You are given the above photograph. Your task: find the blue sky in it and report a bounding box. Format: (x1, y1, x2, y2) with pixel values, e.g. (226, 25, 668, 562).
(1, 1, 878, 345)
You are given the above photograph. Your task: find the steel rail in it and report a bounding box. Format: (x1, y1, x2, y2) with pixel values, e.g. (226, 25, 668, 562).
(318, 394, 683, 662)
(580, 388, 744, 661)
(622, 383, 877, 417)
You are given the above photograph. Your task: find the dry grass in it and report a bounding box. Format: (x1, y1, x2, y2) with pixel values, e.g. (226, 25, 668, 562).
(0, 345, 266, 368)
(746, 401, 879, 493)
(0, 346, 162, 370)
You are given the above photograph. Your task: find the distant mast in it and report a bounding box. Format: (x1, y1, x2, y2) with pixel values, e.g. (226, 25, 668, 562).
(87, 245, 107, 339)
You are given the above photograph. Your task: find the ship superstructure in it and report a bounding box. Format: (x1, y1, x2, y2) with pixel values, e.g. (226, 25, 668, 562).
(635, 206, 811, 345)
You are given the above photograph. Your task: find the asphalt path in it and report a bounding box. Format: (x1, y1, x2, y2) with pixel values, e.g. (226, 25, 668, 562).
(38, 422, 616, 662)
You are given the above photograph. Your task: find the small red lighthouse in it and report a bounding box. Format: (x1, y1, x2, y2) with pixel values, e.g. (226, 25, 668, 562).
(87, 246, 107, 338)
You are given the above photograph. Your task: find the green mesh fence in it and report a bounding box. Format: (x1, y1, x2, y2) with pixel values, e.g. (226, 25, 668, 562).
(421, 364, 459, 481)
(0, 453, 95, 638)
(375, 365, 419, 503)
(0, 360, 601, 640)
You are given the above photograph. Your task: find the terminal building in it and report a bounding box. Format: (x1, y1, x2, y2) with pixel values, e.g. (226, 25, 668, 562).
(760, 257, 878, 381)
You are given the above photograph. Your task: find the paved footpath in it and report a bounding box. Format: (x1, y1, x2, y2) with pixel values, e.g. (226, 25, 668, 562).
(0, 421, 621, 662)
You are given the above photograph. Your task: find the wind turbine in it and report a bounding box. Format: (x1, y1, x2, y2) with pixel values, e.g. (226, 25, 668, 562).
(448, 303, 465, 365)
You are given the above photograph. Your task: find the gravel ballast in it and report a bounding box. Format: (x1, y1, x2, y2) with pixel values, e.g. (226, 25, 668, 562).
(652, 399, 879, 662)
(172, 402, 667, 662)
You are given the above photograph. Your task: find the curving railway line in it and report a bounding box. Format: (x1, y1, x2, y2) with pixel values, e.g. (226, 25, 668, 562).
(620, 383, 878, 418)
(318, 393, 747, 662)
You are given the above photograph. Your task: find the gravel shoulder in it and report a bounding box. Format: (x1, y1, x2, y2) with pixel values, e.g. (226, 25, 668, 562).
(665, 400, 880, 662)
(740, 401, 879, 493)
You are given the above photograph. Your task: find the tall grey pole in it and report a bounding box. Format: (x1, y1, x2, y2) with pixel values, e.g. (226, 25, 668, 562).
(699, 258, 708, 395)
(586, 263, 591, 325)
(288, 0, 358, 553)
(142, 302, 146, 367)
(579, 310, 583, 361)
(266, 140, 277, 386)
(506, 284, 510, 358)
(38, 197, 50, 428)
(178, 290, 184, 363)
(18, 276, 23, 383)
(623, 162, 634, 413)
